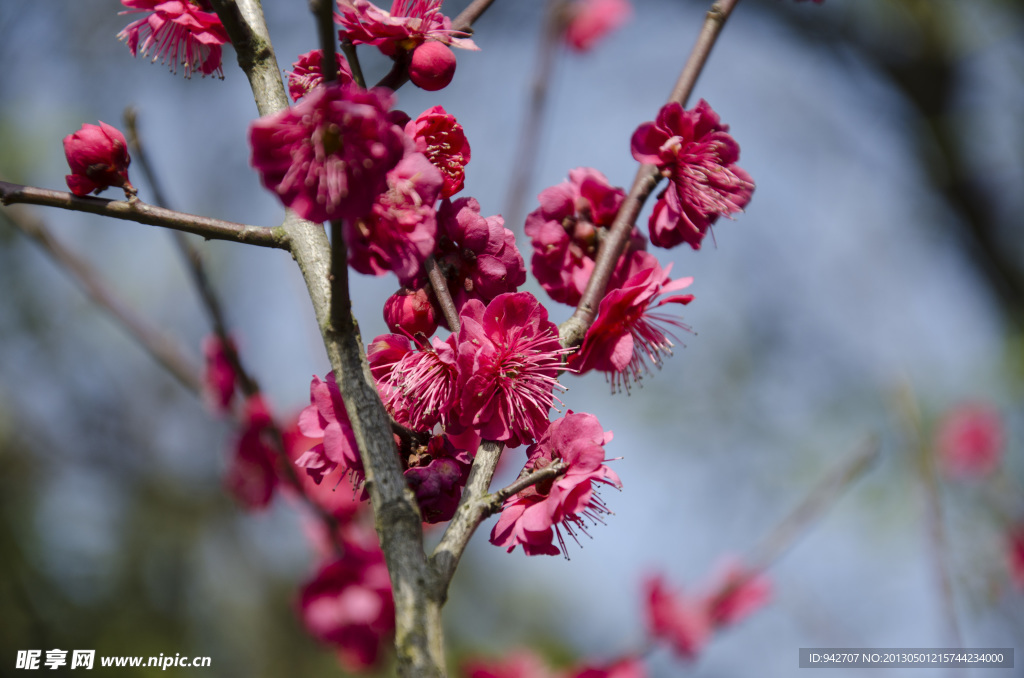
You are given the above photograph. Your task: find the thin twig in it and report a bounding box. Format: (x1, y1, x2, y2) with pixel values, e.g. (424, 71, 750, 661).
(558, 0, 741, 348)
(341, 38, 366, 89)
(0, 207, 202, 395)
(425, 256, 460, 332)
(487, 459, 567, 511)
(452, 0, 500, 31)
(503, 0, 568, 235)
(311, 0, 340, 84)
(0, 181, 288, 250)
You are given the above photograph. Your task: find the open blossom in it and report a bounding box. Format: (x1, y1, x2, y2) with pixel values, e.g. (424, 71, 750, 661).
(225, 395, 279, 509)
(645, 575, 712, 660)
(631, 99, 754, 249)
(249, 83, 406, 223)
(368, 333, 458, 431)
(118, 0, 230, 78)
(63, 122, 135, 197)
(935, 402, 1003, 479)
(434, 197, 527, 316)
(491, 412, 621, 556)
(282, 417, 365, 524)
(525, 168, 656, 306)
(563, 0, 633, 52)
(297, 373, 362, 486)
(568, 263, 694, 392)
(405, 106, 471, 198)
(336, 0, 478, 54)
(457, 293, 567, 447)
(299, 532, 395, 672)
(345, 149, 444, 284)
(287, 50, 354, 101)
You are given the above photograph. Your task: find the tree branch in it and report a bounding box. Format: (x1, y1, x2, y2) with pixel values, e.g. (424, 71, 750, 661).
(558, 0, 741, 348)
(0, 181, 287, 250)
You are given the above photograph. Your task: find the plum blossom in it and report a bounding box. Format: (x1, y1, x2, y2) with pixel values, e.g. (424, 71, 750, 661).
(525, 168, 656, 306)
(336, 0, 478, 54)
(1008, 524, 1024, 590)
(297, 373, 362, 486)
(345, 149, 444, 284)
(201, 334, 236, 415)
(383, 286, 439, 337)
(299, 530, 395, 672)
(287, 49, 354, 101)
(63, 122, 135, 197)
(434, 197, 527, 317)
(282, 417, 365, 524)
(568, 263, 694, 392)
(563, 0, 633, 52)
(224, 395, 279, 509)
(702, 561, 773, 627)
(402, 434, 471, 523)
(935, 402, 1004, 479)
(644, 575, 711, 660)
(248, 83, 406, 223)
(463, 650, 556, 678)
(368, 333, 458, 431)
(405, 106, 471, 198)
(490, 412, 621, 556)
(631, 99, 754, 249)
(118, 0, 230, 78)
(457, 293, 568, 447)
(568, 656, 647, 678)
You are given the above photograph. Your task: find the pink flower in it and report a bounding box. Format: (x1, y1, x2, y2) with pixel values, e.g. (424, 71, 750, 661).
(383, 286, 439, 337)
(63, 122, 135, 197)
(248, 83, 406, 223)
(201, 334, 236, 415)
(368, 333, 459, 431)
(297, 373, 363, 486)
(287, 49, 354, 101)
(405, 106, 471, 198)
(564, 0, 633, 52)
(568, 656, 647, 678)
(644, 575, 711, 660)
(456, 293, 567, 447)
(490, 412, 621, 556)
(525, 168, 656, 306)
(345, 149, 444, 284)
(336, 0, 478, 55)
(283, 416, 365, 523)
(702, 561, 772, 628)
(225, 395, 279, 509)
(631, 100, 754, 249)
(434, 197, 527, 317)
(568, 263, 694, 392)
(299, 535, 395, 672)
(936, 403, 1004, 479)
(1008, 524, 1024, 590)
(403, 434, 471, 523)
(463, 650, 555, 678)
(118, 0, 229, 78)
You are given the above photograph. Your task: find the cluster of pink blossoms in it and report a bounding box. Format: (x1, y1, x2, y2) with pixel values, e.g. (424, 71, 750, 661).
(118, 0, 230, 78)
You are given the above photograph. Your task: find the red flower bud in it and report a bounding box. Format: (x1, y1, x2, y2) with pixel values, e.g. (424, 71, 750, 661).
(384, 287, 439, 337)
(409, 41, 457, 91)
(63, 121, 135, 197)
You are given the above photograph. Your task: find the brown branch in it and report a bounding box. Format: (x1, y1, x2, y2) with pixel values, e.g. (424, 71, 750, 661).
(311, 0, 340, 84)
(0, 181, 288, 250)
(558, 0, 741, 348)
(488, 459, 567, 510)
(452, 0, 500, 32)
(0, 207, 202, 395)
(425, 256, 460, 332)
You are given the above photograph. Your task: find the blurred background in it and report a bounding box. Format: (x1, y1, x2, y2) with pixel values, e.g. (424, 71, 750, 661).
(1, 0, 1022, 675)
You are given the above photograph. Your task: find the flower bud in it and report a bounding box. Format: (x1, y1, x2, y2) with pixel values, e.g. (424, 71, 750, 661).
(384, 287, 439, 337)
(409, 41, 457, 91)
(63, 122, 135, 197)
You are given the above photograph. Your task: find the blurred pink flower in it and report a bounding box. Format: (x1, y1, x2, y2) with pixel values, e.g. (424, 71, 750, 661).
(491, 412, 621, 556)
(225, 395, 278, 509)
(631, 99, 754, 249)
(525, 167, 656, 306)
(936, 403, 1004, 478)
(248, 83, 405, 223)
(456, 293, 566, 447)
(645, 574, 711, 660)
(568, 656, 647, 678)
(568, 263, 693, 392)
(63, 122, 134, 197)
(564, 0, 633, 52)
(201, 334, 236, 415)
(287, 49, 354, 101)
(1007, 523, 1024, 590)
(702, 561, 772, 627)
(463, 650, 555, 678)
(405, 106, 471, 198)
(118, 0, 229, 78)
